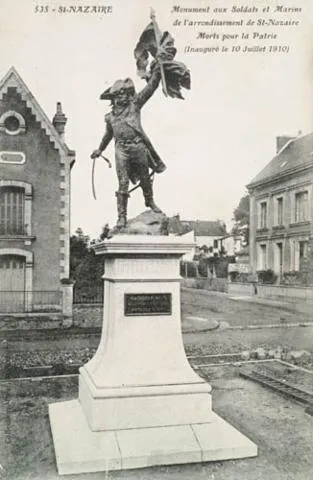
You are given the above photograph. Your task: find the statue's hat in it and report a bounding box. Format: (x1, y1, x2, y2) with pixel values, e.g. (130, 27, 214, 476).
(100, 78, 135, 100)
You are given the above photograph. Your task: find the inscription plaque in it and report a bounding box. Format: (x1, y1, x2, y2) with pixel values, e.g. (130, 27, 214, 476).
(124, 293, 172, 316)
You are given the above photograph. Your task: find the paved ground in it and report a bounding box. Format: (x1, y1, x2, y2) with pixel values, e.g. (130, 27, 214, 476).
(181, 288, 313, 367)
(184, 326, 313, 357)
(181, 288, 313, 329)
(1, 364, 313, 479)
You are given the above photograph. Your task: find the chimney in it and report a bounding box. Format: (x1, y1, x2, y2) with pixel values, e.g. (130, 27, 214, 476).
(53, 102, 67, 139)
(276, 135, 295, 153)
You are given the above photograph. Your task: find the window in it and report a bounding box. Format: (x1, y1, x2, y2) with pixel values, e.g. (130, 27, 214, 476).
(299, 241, 308, 260)
(0, 110, 26, 135)
(0, 151, 25, 165)
(295, 191, 308, 222)
(4, 115, 20, 133)
(0, 255, 25, 269)
(260, 202, 267, 228)
(0, 187, 25, 235)
(259, 244, 267, 270)
(276, 197, 283, 226)
(276, 242, 283, 276)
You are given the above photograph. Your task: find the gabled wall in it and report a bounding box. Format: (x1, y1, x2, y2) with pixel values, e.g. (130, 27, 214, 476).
(0, 87, 61, 291)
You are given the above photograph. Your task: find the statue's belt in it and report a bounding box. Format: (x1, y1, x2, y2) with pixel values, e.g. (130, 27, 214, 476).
(116, 136, 143, 147)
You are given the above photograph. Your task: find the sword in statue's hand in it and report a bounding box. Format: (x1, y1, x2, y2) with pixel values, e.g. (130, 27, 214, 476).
(91, 154, 112, 200)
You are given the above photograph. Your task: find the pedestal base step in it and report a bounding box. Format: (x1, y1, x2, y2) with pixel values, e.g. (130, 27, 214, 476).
(49, 399, 257, 475)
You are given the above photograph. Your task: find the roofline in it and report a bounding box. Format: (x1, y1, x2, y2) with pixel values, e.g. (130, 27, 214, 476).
(275, 136, 296, 156)
(0, 66, 73, 158)
(194, 233, 227, 237)
(247, 159, 313, 191)
(247, 132, 311, 189)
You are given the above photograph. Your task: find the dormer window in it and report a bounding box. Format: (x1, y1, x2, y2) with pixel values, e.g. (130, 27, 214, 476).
(0, 110, 26, 135)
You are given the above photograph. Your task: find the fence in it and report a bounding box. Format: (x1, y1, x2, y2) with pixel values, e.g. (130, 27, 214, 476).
(257, 284, 313, 300)
(73, 286, 103, 304)
(0, 290, 61, 313)
(228, 282, 313, 300)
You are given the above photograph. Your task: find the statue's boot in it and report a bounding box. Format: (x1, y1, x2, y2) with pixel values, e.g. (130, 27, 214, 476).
(145, 196, 163, 214)
(141, 172, 163, 214)
(115, 192, 128, 228)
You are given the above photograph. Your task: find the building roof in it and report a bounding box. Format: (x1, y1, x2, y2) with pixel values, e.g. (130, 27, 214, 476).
(169, 217, 227, 236)
(0, 66, 75, 164)
(247, 132, 313, 188)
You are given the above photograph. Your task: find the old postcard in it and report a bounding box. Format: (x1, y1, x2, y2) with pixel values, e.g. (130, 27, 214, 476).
(1, 0, 313, 478)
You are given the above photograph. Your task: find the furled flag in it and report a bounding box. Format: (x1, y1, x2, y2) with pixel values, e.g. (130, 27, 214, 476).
(134, 20, 191, 99)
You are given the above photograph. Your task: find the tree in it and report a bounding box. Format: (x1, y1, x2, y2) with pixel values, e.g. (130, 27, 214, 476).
(70, 228, 89, 278)
(232, 194, 250, 246)
(70, 227, 104, 300)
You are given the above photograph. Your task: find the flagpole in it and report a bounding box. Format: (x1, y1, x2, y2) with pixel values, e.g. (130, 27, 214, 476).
(150, 8, 168, 97)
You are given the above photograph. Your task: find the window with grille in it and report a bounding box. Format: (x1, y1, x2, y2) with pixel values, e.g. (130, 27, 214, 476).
(295, 191, 308, 222)
(0, 187, 25, 235)
(0, 255, 25, 269)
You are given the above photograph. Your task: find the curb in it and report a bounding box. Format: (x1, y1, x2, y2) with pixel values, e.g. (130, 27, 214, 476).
(182, 321, 313, 334)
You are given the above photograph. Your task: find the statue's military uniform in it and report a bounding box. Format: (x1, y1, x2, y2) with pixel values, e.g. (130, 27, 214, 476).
(97, 70, 166, 225)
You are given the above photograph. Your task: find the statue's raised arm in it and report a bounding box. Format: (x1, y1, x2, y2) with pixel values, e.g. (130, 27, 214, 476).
(135, 67, 161, 108)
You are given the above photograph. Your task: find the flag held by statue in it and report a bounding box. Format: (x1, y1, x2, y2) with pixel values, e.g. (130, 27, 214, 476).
(134, 15, 191, 99)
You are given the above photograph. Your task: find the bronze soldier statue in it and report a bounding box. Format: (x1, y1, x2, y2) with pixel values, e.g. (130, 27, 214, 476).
(91, 66, 166, 228)
(91, 10, 190, 229)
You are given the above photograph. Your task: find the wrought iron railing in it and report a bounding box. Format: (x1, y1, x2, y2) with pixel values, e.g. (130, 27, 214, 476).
(73, 287, 103, 304)
(0, 291, 62, 313)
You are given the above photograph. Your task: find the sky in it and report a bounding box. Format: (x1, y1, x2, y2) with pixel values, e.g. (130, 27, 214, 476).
(1, 0, 313, 239)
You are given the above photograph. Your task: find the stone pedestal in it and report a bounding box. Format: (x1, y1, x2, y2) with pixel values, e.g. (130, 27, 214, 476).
(49, 235, 257, 475)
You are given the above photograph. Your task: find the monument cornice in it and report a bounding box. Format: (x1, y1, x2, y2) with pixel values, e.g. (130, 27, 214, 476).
(93, 235, 195, 256)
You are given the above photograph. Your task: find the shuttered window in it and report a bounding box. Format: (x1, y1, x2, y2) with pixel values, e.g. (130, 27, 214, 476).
(0, 187, 24, 235)
(295, 191, 308, 223)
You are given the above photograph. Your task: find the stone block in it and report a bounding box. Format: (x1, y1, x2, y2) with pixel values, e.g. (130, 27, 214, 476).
(49, 400, 258, 475)
(192, 413, 257, 461)
(49, 400, 121, 475)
